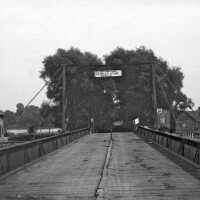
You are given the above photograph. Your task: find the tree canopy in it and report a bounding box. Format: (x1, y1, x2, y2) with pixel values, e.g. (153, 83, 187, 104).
(104, 47, 193, 127)
(4, 103, 53, 130)
(40, 46, 193, 130)
(41, 48, 116, 130)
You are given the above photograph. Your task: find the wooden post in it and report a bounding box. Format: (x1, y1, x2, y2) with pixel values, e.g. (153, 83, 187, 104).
(151, 64, 158, 129)
(62, 64, 66, 133)
(169, 105, 176, 133)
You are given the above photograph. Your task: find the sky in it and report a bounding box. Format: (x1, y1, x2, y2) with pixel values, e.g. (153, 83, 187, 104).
(1, 0, 200, 111)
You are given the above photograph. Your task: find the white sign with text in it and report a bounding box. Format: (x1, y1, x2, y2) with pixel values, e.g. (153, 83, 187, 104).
(94, 70, 122, 77)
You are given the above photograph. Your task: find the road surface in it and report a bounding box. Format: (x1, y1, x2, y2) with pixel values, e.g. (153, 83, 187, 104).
(0, 132, 200, 200)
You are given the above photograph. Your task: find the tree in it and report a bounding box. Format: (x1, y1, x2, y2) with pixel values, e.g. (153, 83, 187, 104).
(16, 103, 24, 115)
(4, 110, 16, 128)
(15, 103, 25, 127)
(40, 46, 193, 130)
(14, 103, 41, 129)
(22, 105, 41, 130)
(40, 101, 55, 128)
(40, 48, 115, 130)
(104, 46, 193, 127)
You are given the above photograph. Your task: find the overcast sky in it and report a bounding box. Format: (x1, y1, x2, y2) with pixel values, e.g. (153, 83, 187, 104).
(1, 0, 200, 111)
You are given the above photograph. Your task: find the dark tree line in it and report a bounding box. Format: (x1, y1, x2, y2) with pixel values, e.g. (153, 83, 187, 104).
(40, 46, 193, 130)
(104, 47, 193, 128)
(3, 102, 55, 130)
(41, 48, 116, 131)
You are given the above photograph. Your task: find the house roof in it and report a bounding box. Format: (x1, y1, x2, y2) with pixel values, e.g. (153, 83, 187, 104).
(0, 111, 4, 116)
(177, 110, 200, 122)
(188, 111, 200, 121)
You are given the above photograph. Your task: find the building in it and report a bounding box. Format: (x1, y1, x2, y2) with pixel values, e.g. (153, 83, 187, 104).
(0, 111, 5, 137)
(157, 108, 200, 136)
(176, 110, 200, 135)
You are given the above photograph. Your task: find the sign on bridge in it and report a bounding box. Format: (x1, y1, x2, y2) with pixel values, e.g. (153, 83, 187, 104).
(94, 70, 122, 78)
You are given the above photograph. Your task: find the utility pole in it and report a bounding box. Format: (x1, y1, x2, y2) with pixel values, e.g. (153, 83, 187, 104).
(151, 63, 158, 129)
(62, 64, 67, 133)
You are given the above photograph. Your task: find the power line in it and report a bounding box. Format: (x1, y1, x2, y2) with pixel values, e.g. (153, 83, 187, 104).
(25, 82, 48, 108)
(15, 66, 62, 120)
(25, 66, 62, 107)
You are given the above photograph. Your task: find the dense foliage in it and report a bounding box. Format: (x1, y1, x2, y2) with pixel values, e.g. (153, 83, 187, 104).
(3, 102, 54, 130)
(39, 46, 193, 130)
(41, 48, 116, 130)
(104, 47, 193, 127)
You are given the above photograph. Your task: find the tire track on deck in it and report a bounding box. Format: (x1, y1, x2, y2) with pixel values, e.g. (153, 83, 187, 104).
(94, 133, 113, 199)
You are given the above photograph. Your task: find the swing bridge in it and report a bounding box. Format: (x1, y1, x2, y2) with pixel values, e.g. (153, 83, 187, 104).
(0, 64, 200, 200)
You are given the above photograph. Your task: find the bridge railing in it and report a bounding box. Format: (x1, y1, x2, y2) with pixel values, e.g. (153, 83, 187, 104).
(0, 127, 90, 176)
(137, 126, 200, 167)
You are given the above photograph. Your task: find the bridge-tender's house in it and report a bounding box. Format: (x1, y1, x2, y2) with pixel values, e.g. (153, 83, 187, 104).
(157, 108, 200, 136)
(176, 110, 200, 135)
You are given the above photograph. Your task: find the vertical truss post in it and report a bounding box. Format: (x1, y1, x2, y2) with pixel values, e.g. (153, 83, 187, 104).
(151, 63, 158, 129)
(62, 64, 67, 133)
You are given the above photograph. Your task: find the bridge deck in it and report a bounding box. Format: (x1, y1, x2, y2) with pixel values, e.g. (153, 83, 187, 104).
(0, 132, 200, 200)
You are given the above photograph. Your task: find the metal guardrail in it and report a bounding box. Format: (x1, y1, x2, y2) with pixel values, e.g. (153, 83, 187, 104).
(178, 131, 200, 139)
(0, 127, 90, 176)
(137, 126, 200, 166)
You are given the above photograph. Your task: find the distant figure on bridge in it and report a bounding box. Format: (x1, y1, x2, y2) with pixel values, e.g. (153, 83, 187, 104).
(90, 118, 94, 134)
(0, 111, 6, 137)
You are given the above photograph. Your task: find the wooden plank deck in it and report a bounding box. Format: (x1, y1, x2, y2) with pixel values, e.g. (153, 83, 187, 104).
(0, 134, 110, 200)
(98, 133, 200, 200)
(0, 132, 200, 200)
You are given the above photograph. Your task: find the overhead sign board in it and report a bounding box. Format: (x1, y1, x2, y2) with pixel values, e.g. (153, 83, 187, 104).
(94, 70, 122, 78)
(113, 120, 123, 126)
